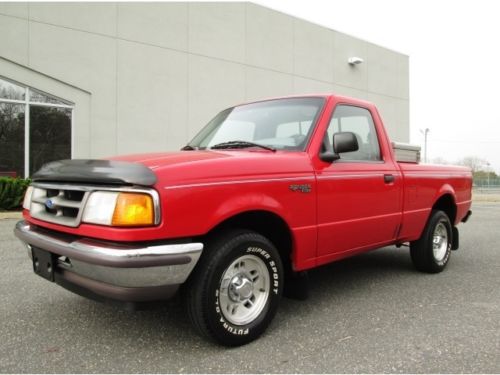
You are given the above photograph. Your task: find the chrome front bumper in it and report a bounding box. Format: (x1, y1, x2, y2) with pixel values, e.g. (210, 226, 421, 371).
(14, 220, 203, 302)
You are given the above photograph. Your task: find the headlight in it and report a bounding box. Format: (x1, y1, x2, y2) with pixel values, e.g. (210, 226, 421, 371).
(82, 191, 119, 225)
(23, 186, 34, 210)
(82, 191, 155, 227)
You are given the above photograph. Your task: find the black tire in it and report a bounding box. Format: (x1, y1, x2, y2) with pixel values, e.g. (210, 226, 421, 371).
(410, 209, 452, 273)
(184, 230, 283, 346)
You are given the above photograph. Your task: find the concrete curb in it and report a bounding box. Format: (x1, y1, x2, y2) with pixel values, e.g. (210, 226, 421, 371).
(472, 194, 500, 203)
(0, 211, 22, 220)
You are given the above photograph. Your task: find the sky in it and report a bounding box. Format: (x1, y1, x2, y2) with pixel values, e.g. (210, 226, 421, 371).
(256, 0, 500, 173)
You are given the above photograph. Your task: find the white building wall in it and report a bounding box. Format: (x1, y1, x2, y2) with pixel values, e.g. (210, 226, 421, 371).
(0, 2, 409, 159)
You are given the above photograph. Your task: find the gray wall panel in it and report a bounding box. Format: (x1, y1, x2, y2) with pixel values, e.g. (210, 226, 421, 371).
(332, 84, 369, 101)
(396, 98, 410, 141)
(367, 92, 401, 141)
(293, 18, 334, 82)
(246, 3, 294, 74)
(0, 15, 29, 65)
(245, 67, 293, 102)
(0, 2, 28, 18)
(189, 2, 245, 63)
(293, 77, 334, 95)
(367, 43, 401, 98)
(29, 22, 117, 157)
(117, 40, 188, 155)
(332, 32, 368, 91)
(29, 2, 117, 37)
(117, 3, 188, 51)
(399, 55, 410, 100)
(188, 55, 245, 138)
(0, 2, 410, 167)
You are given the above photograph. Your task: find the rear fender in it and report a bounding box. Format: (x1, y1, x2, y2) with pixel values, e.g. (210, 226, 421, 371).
(435, 184, 456, 202)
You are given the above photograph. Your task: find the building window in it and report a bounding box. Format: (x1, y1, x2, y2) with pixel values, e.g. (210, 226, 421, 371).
(0, 77, 73, 178)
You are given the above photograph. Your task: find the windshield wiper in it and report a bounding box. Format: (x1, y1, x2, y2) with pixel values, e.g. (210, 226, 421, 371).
(210, 141, 276, 152)
(181, 145, 198, 150)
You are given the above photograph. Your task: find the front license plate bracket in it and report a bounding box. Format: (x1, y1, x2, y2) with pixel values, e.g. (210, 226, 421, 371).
(32, 247, 56, 282)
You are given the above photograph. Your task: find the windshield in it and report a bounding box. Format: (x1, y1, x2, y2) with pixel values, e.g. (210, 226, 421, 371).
(187, 97, 325, 151)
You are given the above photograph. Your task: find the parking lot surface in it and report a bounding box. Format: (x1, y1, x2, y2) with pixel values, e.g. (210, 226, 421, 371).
(1, 203, 499, 373)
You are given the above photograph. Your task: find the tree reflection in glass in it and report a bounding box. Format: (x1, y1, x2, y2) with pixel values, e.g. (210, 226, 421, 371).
(0, 78, 26, 101)
(29, 106, 71, 175)
(0, 103, 25, 177)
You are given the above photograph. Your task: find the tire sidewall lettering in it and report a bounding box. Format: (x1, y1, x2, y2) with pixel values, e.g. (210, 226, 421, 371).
(435, 237, 451, 267)
(438, 244, 451, 266)
(245, 246, 280, 296)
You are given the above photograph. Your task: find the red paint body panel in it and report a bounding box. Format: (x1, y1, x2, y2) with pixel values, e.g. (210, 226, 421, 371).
(24, 94, 473, 272)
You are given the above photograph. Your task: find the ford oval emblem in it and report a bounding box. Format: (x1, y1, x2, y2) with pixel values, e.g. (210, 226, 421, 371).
(45, 199, 55, 209)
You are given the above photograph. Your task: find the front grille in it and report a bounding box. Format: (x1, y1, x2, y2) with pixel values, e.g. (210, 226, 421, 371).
(30, 183, 89, 227)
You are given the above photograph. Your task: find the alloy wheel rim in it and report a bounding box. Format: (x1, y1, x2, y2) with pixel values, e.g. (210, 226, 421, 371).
(433, 222, 448, 261)
(218, 254, 270, 325)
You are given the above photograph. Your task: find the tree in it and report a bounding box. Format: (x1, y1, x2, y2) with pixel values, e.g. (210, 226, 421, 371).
(431, 157, 450, 165)
(457, 156, 489, 173)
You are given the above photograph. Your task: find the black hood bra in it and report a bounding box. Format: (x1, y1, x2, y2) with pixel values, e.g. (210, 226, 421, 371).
(32, 159, 157, 186)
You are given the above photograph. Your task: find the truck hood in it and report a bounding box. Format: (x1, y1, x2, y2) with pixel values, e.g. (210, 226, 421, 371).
(32, 150, 313, 187)
(107, 150, 231, 170)
(108, 150, 314, 187)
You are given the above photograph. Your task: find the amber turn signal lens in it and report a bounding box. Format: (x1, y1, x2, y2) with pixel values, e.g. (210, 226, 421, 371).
(111, 193, 154, 226)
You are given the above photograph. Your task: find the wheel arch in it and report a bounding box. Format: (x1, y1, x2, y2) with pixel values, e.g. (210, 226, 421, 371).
(203, 210, 294, 275)
(432, 192, 457, 225)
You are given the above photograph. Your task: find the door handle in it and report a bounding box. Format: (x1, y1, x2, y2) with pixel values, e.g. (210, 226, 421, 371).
(384, 174, 395, 183)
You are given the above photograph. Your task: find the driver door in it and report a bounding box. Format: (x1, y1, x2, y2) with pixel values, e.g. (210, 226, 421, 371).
(316, 104, 402, 259)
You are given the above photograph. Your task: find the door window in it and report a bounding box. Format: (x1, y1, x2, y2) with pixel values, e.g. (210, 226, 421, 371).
(325, 105, 381, 161)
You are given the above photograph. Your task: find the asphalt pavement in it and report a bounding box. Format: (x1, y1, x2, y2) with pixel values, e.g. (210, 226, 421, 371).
(1, 203, 499, 373)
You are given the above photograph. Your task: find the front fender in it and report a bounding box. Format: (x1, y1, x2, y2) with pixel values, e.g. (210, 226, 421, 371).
(207, 192, 290, 232)
(162, 177, 316, 239)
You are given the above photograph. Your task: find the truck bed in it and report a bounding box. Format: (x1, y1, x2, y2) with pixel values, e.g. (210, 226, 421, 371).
(398, 163, 472, 242)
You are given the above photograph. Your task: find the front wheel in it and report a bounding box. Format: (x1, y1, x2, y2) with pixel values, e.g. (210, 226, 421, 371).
(410, 210, 452, 273)
(184, 230, 283, 346)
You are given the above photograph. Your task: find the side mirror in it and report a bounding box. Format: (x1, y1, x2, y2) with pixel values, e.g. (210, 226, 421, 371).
(333, 132, 359, 153)
(319, 131, 359, 163)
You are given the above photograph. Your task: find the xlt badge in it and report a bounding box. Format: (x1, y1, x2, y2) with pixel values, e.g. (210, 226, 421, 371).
(289, 184, 311, 193)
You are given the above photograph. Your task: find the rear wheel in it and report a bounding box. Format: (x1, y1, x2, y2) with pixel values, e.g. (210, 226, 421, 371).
(410, 210, 452, 273)
(184, 230, 283, 346)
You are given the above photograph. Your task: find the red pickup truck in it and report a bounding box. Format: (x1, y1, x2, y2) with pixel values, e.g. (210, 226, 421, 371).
(15, 94, 472, 346)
